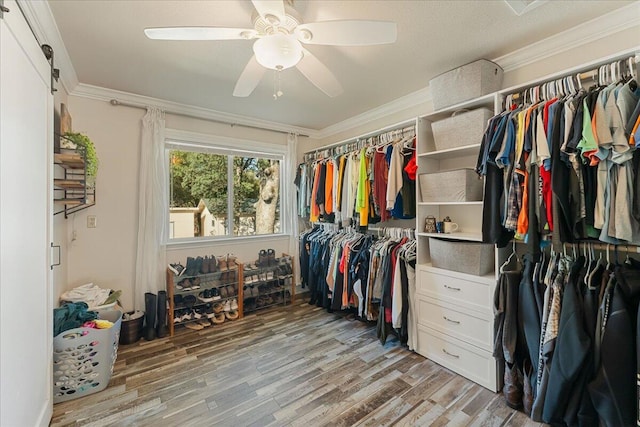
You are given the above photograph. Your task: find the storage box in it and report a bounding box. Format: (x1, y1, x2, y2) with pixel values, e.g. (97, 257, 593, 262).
(430, 59, 503, 110)
(419, 169, 483, 203)
(53, 310, 122, 403)
(432, 108, 493, 151)
(429, 237, 494, 276)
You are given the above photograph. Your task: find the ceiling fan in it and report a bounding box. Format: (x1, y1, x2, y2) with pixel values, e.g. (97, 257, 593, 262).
(144, 0, 397, 98)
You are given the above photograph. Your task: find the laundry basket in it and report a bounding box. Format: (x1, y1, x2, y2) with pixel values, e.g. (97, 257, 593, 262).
(53, 310, 122, 403)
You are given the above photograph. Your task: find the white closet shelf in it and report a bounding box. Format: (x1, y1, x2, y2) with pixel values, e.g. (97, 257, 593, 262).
(416, 231, 483, 241)
(416, 262, 496, 285)
(418, 201, 483, 206)
(418, 143, 482, 159)
(425, 93, 496, 121)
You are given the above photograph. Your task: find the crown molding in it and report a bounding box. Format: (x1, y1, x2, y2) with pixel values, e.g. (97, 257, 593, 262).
(493, 2, 640, 72)
(18, 0, 78, 94)
(316, 87, 431, 139)
(71, 84, 318, 137)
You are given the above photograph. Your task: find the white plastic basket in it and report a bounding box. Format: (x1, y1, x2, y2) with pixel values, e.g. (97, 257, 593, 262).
(53, 310, 122, 403)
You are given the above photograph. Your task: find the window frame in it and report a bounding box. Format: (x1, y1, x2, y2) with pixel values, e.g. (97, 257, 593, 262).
(164, 129, 288, 246)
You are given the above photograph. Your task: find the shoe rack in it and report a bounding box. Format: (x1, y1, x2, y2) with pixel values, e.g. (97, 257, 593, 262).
(166, 261, 244, 336)
(242, 254, 296, 314)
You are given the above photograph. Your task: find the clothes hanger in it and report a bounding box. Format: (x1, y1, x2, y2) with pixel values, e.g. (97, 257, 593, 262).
(499, 240, 519, 273)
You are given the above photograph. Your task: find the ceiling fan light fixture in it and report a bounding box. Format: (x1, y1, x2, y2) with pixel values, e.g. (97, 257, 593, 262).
(253, 33, 303, 70)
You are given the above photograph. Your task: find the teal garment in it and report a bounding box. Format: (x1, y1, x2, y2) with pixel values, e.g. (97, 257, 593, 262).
(53, 302, 98, 337)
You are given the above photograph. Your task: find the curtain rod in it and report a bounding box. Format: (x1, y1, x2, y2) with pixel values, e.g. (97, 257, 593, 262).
(109, 99, 309, 138)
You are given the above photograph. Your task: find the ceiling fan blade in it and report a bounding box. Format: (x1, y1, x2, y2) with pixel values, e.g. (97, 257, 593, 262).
(296, 49, 343, 97)
(295, 20, 397, 46)
(144, 27, 256, 41)
(233, 55, 267, 97)
(251, 0, 286, 24)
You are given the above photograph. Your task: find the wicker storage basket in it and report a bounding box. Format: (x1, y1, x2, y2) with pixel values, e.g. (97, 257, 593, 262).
(430, 59, 503, 110)
(429, 237, 494, 276)
(53, 310, 122, 403)
(432, 108, 493, 151)
(419, 169, 483, 203)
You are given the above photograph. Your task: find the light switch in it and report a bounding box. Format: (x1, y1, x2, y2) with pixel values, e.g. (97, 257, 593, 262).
(87, 215, 97, 228)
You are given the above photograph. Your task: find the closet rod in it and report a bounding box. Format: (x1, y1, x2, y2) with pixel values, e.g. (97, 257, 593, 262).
(109, 99, 309, 138)
(304, 119, 416, 156)
(515, 239, 640, 253)
(506, 52, 639, 102)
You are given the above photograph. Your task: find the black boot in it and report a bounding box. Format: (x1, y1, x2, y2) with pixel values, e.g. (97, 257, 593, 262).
(143, 292, 157, 341)
(185, 257, 196, 276)
(156, 291, 168, 338)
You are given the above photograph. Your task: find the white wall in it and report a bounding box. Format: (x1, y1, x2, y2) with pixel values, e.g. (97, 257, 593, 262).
(62, 96, 309, 309)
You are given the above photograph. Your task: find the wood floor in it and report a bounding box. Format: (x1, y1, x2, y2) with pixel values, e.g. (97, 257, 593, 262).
(51, 298, 543, 427)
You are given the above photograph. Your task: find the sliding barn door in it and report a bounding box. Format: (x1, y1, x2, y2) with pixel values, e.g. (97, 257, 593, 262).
(0, 1, 54, 425)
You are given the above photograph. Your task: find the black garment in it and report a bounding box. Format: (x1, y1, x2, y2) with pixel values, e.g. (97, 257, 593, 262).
(543, 257, 590, 424)
(398, 259, 410, 345)
(315, 162, 326, 211)
(588, 279, 636, 427)
(550, 102, 575, 243)
(493, 268, 522, 365)
(518, 257, 543, 400)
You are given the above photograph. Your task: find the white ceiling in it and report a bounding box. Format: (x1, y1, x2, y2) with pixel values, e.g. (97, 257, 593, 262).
(47, 0, 636, 131)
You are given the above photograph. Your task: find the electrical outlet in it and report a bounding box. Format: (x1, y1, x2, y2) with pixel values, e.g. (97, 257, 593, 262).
(87, 215, 97, 228)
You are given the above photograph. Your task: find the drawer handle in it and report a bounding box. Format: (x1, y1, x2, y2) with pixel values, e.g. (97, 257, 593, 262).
(443, 316, 460, 324)
(444, 285, 461, 291)
(442, 348, 460, 358)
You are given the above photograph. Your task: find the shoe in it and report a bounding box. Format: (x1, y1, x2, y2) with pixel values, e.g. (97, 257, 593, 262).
(198, 289, 213, 303)
(194, 256, 204, 275)
(219, 286, 228, 299)
(222, 300, 231, 312)
(168, 262, 186, 276)
(258, 249, 268, 267)
(503, 363, 524, 410)
(209, 255, 218, 273)
(205, 304, 215, 319)
(156, 291, 168, 338)
(227, 254, 238, 270)
(267, 249, 276, 266)
(193, 309, 202, 320)
(190, 276, 201, 289)
(213, 302, 224, 314)
(266, 271, 275, 281)
(225, 310, 239, 320)
(180, 311, 192, 322)
(201, 256, 210, 274)
(184, 322, 203, 331)
(230, 298, 238, 310)
(212, 313, 225, 324)
(185, 257, 197, 276)
(227, 284, 236, 297)
(143, 292, 157, 341)
(217, 256, 228, 272)
(173, 294, 183, 306)
(183, 294, 197, 308)
(198, 319, 211, 328)
(176, 278, 191, 291)
(211, 288, 221, 300)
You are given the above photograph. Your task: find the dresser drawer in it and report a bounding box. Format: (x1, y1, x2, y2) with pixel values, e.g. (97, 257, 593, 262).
(416, 324, 499, 392)
(416, 296, 492, 351)
(417, 268, 494, 314)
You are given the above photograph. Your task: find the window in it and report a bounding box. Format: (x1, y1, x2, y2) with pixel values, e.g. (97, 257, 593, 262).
(166, 135, 284, 241)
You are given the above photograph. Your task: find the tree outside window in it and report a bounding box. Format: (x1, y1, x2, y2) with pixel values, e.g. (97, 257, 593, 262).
(168, 148, 281, 239)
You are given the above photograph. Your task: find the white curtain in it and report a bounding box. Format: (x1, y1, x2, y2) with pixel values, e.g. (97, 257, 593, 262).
(134, 107, 168, 310)
(284, 133, 300, 283)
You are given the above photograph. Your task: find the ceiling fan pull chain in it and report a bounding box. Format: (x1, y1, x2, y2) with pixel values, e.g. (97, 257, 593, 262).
(273, 69, 284, 99)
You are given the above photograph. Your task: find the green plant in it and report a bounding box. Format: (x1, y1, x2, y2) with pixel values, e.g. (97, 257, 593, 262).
(63, 132, 99, 178)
